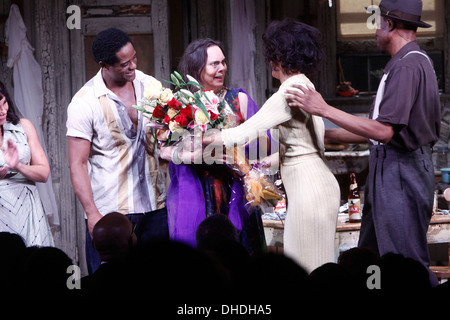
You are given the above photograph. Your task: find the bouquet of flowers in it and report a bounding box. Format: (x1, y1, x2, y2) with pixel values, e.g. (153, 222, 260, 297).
(134, 72, 282, 207)
(133, 71, 226, 146)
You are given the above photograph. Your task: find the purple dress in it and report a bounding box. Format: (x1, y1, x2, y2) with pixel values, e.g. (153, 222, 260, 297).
(167, 88, 267, 255)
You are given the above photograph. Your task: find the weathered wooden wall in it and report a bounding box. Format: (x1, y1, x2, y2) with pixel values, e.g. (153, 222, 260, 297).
(1, 0, 171, 274)
(21, 0, 84, 270)
(0, 0, 449, 274)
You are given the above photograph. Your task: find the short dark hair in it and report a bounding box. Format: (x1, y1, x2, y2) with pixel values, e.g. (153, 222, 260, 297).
(195, 214, 239, 251)
(178, 38, 225, 90)
(0, 81, 20, 125)
(91, 28, 133, 66)
(384, 17, 419, 32)
(263, 19, 323, 77)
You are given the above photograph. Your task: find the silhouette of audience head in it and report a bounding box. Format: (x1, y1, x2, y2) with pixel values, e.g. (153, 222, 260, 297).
(195, 214, 239, 251)
(309, 262, 358, 299)
(0, 232, 27, 296)
(338, 247, 379, 292)
(130, 240, 232, 300)
(247, 253, 309, 300)
(21, 246, 73, 298)
(92, 212, 137, 262)
(377, 252, 432, 298)
(2, 227, 445, 300)
(0, 232, 26, 261)
(338, 247, 378, 270)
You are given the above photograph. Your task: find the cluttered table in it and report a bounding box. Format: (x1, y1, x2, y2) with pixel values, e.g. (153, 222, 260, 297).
(334, 212, 450, 255)
(263, 211, 450, 260)
(263, 142, 450, 263)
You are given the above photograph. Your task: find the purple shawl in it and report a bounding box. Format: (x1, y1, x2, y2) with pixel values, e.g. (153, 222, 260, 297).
(166, 88, 261, 247)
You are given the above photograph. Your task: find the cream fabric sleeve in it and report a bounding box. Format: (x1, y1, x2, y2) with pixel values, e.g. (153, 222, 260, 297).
(221, 74, 312, 148)
(221, 89, 291, 148)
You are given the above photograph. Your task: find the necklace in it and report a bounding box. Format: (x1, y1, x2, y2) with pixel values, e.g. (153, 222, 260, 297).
(215, 86, 227, 100)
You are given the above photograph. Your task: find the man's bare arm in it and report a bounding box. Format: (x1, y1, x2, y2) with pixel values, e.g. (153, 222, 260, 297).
(68, 136, 102, 236)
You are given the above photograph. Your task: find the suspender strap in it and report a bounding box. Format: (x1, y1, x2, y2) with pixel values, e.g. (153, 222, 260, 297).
(370, 50, 433, 145)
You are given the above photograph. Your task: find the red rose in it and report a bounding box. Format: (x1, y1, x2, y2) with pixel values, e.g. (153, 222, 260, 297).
(168, 98, 182, 110)
(174, 115, 189, 127)
(180, 106, 194, 119)
(152, 105, 165, 119)
(208, 110, 219, 120)
(163, 114, 171, 124)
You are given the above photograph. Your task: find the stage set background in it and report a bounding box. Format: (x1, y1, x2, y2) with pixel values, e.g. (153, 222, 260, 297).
(0, 0, 449, 275)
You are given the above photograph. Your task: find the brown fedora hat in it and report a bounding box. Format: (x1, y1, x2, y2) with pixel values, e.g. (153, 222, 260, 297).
(378, 0, 432, 28)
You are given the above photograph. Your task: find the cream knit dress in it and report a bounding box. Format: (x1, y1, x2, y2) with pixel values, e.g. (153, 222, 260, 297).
(221, 74, 340, 273)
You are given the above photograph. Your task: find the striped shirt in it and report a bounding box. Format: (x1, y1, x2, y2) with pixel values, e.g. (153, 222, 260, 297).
(66, 70, 166, 216)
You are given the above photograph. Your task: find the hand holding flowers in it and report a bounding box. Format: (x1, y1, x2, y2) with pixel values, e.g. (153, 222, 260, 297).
(133, 72, 225, 147)
(134, 72, 282, 207)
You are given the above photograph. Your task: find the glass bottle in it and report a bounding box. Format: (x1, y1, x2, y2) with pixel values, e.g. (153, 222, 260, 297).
(348, 172, 361, 223)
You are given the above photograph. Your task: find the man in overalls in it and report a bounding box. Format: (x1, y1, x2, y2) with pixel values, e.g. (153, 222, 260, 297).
(285, 0, 441, 286)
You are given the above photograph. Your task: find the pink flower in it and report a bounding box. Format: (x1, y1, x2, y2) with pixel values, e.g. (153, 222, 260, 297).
(188, 105, 209, 132)
(156, 129, 170, 141)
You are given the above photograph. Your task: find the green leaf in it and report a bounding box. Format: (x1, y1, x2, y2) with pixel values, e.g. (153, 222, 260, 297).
(201, 91, 212, 104)
(171, 74, 180, 86)
(194, 96, 211, 122)
(163, 79, 177, 86)
(133, 105, 149, 113)
(173, 70, 183, 81)
(187, 81, 204, 89)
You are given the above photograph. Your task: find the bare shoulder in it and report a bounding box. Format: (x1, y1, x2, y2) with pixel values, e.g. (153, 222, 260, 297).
(238, 91, 248, 103)
(19, 118, 38, 138)
(238, 92, 249, 120)
(19, 118, 35, 131)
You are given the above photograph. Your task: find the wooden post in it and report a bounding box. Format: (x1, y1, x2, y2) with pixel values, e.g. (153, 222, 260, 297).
(316, 0, 337, 99)
(445, 0, 450, 94)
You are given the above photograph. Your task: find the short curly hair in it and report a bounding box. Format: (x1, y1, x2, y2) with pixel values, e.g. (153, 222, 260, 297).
(91, 28, 133, 66)
(263, 19, 323, 76)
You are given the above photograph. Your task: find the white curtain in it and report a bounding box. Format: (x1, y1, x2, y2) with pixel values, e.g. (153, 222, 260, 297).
(5, 4, 59, 226)
(229, 0, 257, 100)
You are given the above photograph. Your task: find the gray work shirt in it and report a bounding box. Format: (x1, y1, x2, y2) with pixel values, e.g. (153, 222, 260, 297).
(371, 41, 441, 151)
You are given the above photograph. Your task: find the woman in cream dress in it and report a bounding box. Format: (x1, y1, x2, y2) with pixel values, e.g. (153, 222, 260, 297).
(206, 19, 340, 273)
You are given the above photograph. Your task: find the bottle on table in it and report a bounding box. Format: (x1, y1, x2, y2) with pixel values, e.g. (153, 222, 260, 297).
(348, 172, 361, 223)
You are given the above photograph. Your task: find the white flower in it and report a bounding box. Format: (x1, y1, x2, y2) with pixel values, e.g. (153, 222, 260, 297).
(186, 74, 200, 85)
(192, 107, 209, 132)
(156, 129, 170, 141)
(144, 79, 163, 100)
(159, 88, 174, 104)
(167, 108, 178, 119)
(201, 91, 219, 107)
(168, 120, 184, 133)
(180, 89, 195, 99)
(143, 104, 154, 113)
